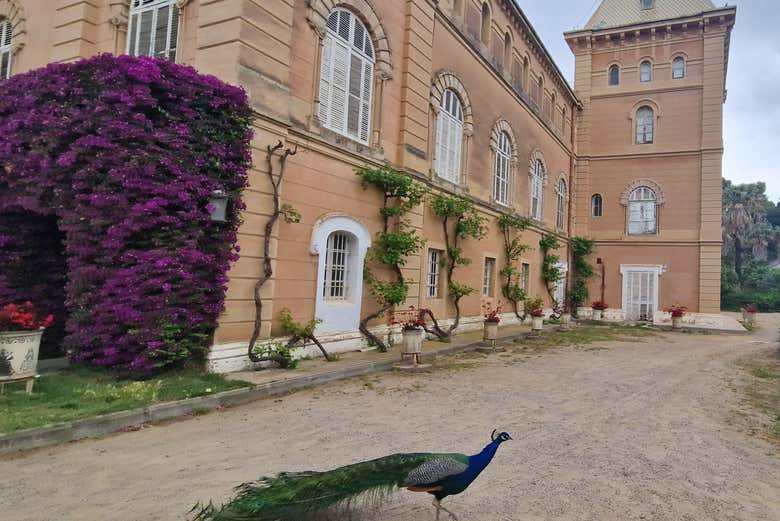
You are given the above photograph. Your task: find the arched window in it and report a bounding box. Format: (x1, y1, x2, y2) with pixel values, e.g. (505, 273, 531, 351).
(591, 194, 603, 217)
(480, 3, 491, 45)
(628, 186, 657, 235)
(493, 131, 511, 205)
(640, 60, 652, 83)
(453, 0, 465, 17)
(636, 106, 654, 144)
(522, 56, 529, 92)
(556, 179, 567, 230)
(318, 8, 375, 144)
(435, 88, 464, 183)
(0, 18, 12, 79)
(530, 158, 544, 220)
(609, 65, 620, 86)
(672, 57, 685, 79)
(127, 0, 181, 61)
(503, 32, 512, 73)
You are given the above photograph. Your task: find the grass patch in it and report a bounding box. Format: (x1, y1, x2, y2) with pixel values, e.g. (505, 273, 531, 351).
(739, 351, 780, 446)
(513, 324, 653, 351)
(751, 367, 776, 379)
(0, 367, 253, 434)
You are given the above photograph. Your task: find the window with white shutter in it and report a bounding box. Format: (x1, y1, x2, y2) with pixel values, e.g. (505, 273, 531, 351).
(628, 186, 657, 235)
(483, 258, 496, 297)
(530, 159, 544, 220)
(0, 19, 12, 79)
(636, 106, 654, 144)
(556, 179, 567, 230)
(127, 0, 181, 62)
(426, 249, 442, 298)
(435, 89, 464, 183)
(493, 132, 511, 205)
(318, 9, 375, 145)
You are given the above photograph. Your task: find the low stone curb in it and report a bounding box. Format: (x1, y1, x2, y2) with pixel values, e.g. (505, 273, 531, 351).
(0, 334, 503, 455)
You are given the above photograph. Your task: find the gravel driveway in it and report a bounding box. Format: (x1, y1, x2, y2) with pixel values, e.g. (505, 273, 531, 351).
(2, 318, 778, 521)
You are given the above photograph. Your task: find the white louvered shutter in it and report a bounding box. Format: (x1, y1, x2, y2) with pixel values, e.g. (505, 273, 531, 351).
(0, 20, 12, 80)
(328, 41, 350, 133)
(360, 61, 373, 142)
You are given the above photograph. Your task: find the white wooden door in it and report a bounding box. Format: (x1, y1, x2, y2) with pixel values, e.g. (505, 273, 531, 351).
(622, 269, 658, 321)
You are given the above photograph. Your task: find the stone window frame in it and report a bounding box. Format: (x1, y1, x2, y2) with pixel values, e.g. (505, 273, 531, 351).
(629, 99, 661, 146)
(671, 51, 688, 80)
(591, 193, 603, 218)
(430, 70, 475, 187)
(555, 174, 569, 231)
(489, 118, 518, 207)
(0, 0, 26, 75)
(619, 179, 666, 236)
(528, 148, 548, 221)
(639, 57, 654, 83)
(607, 60, 622, 86)
(307, 0, 393, 150)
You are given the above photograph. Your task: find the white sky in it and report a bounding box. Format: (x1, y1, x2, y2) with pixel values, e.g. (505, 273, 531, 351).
(517, 0, 780, 203)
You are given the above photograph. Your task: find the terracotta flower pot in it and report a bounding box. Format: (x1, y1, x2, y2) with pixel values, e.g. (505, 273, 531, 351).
(532, 316, 543, 330)
(483, 321, 499, 341)
(592, 309, 603, 321)
(0, 329, 43, 382)
(401, 329, 424, 354)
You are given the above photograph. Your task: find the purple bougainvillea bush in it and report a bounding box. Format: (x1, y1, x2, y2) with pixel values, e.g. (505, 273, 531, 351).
(0, 54, 252, 372)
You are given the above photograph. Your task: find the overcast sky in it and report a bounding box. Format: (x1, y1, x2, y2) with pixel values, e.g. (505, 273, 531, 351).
(517, 0, 780, 203)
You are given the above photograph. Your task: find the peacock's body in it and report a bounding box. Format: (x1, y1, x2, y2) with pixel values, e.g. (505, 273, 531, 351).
(193, 430, 512, 521)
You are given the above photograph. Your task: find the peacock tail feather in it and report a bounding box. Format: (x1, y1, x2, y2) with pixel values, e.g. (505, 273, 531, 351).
(191, 452, 467, 521)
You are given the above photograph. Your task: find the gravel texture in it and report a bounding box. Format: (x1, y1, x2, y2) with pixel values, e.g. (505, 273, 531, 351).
(1, 317, 778, 521)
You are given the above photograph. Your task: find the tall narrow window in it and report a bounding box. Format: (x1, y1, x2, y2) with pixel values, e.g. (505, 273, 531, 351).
(530, 158, 544, 220)
(636, 106, 654, 144)
(591, 194, 603, 217)
(0, 19, 12, 79)
(609, 65, 620, 86)
(556, 179, 567, 230)
(672, 57, 685, 79)
(318, 8, 375, 144)
(323, 232, 352, 300)
(628, 186, 657, 235)
(640, 61, 652, 83)
(127, 0, 181, 61)
(503, 32, 512, 73)
(493, 131, 511, 205)
(483, 258, 496, 297)
(522, 56, 529, 92)
(427, 249, 442, 298)
(521, 263, 530, 291)
(480, 2, 491, 45)
(435, 89, 464, 183)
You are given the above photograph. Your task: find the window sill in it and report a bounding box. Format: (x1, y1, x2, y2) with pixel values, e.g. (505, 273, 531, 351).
(310, 119, 385, 162)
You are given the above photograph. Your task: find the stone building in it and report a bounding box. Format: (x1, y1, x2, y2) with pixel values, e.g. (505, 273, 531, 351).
(0, 0, 736, 372)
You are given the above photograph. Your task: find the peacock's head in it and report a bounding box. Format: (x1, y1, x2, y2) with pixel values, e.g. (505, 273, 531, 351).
(491, 429, 513, 443)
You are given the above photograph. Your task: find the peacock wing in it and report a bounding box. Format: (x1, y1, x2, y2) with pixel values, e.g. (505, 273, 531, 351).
(401, 455, 469, 487)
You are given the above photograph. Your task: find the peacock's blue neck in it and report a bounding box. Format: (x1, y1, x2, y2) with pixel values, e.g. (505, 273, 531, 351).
(467, 439, 501, 476)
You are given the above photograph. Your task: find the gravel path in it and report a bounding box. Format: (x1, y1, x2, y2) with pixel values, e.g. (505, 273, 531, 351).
(1, 317, 778, 521)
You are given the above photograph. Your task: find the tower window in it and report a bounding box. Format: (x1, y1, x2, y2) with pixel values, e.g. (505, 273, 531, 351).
(640, 0, 655, 9)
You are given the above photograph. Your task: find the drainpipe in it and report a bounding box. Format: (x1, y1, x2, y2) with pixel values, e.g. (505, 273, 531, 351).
(566, 105, 576, 313)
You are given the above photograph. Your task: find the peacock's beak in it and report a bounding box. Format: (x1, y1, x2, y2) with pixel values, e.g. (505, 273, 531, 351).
(507, 434, 514, 440)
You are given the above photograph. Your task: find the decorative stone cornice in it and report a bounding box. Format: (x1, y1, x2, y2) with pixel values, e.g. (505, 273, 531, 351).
(430, 70, 474, 135)
(619, 179, 666, 206)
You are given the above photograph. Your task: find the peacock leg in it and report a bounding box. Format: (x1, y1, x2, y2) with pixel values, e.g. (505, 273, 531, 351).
(438, 502, 459, 521)
(432, 498, 441, 521)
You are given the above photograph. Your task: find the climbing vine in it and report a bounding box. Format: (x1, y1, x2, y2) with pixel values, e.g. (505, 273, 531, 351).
(497, 214, 531, 319)
(356, 166, 426, 351)
(569, 237, 595, 315)
(539, 233, 564, 315)
(425, 194, 487, 339)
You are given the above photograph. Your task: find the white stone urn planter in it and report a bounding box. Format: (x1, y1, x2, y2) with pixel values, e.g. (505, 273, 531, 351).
(401, 328, 424, 354)
(671, 316, 683, 330)
(532, 316, 544, 331)
(742, 309, 757, 325)
(0, 329, 43, 393)
(483, 321, 499, 341)
(560, 313, 571, 326)
(592, 309, 603, 321)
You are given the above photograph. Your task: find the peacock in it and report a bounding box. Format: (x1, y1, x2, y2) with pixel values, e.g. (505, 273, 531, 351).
(192, 429, 512, 521)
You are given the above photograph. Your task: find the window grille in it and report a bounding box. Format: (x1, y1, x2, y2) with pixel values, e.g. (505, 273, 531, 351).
(672, 57, 685, 79)
(483, 258, 495, 297)
(127, 0, 180, 61)
(323, 232, 352, 300)
(556, 179, 567, 230)
(427, 249, 442, 298)
(318, 9, 375, 145)
(531, 158, 544, 220)
(0, 19, 12, 79)
(493, 132, 511, 205)
(591, 194, 603, 217)
(636, 106, 654, 144)
(628, 187, 657, 235)
(435, 89, 464, 183)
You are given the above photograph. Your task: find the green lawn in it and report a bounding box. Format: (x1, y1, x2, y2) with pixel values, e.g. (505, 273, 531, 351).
(0, 368, 253, 434)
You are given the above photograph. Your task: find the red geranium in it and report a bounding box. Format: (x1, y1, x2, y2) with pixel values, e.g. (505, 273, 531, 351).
(530, 308, 545, 318)
(743, 305, 758, 314)
(665, 305, 687, 318)
(591, 301, 608, 311)
(483, 301, 503, 323)
(0, 302, 54, 332)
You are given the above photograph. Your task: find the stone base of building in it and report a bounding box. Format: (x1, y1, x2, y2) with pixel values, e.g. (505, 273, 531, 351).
(208, 312, 528, 374)
(652, 312, 746, 332)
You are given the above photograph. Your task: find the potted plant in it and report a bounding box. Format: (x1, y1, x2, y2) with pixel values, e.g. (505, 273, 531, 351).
(666, 305, 687, 330)
(591, 301, 608, 321)
(524, 296, 545, 331)
(560, 299, 572, 327)
(742, 304, 758, 325)
(394, 306, 425, 358)
(0, 302, 53, 392)
(482, 301, 502, 342)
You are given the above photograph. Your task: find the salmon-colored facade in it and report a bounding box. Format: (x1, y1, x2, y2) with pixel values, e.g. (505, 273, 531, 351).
(0, 0, 735, 371)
